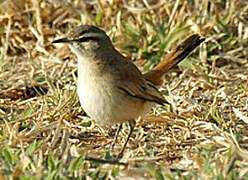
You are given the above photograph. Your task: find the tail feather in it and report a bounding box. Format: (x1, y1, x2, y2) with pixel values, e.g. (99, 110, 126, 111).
(143, 34, 205, 86)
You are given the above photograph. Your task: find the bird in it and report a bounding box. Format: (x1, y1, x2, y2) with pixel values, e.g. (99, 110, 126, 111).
(53, 25, 204, 159)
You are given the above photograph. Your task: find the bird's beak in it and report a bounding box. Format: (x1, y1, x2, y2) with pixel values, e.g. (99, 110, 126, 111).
(52, 37, 70, 44)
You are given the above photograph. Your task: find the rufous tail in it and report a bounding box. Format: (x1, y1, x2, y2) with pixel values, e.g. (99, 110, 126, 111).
(143, 34, 205, 86)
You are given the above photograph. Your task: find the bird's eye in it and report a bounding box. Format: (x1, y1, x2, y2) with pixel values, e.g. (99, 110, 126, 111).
(77, 36, 98, 42)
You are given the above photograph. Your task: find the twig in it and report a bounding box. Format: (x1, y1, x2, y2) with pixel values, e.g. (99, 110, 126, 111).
(85, 156, 127, 166)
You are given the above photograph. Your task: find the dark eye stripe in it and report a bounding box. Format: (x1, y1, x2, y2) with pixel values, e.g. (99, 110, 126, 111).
(76, 36, 99, 42)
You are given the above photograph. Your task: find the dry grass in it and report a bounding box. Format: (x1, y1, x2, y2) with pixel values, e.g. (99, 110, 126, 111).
(0, 0, 248, 179)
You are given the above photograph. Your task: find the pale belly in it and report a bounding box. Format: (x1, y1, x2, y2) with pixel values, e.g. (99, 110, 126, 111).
(77, 75, 154, 125)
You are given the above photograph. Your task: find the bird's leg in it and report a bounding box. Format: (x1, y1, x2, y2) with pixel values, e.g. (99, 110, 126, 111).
(112, 123, 123, 149)
(117, 119, 136, 159)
